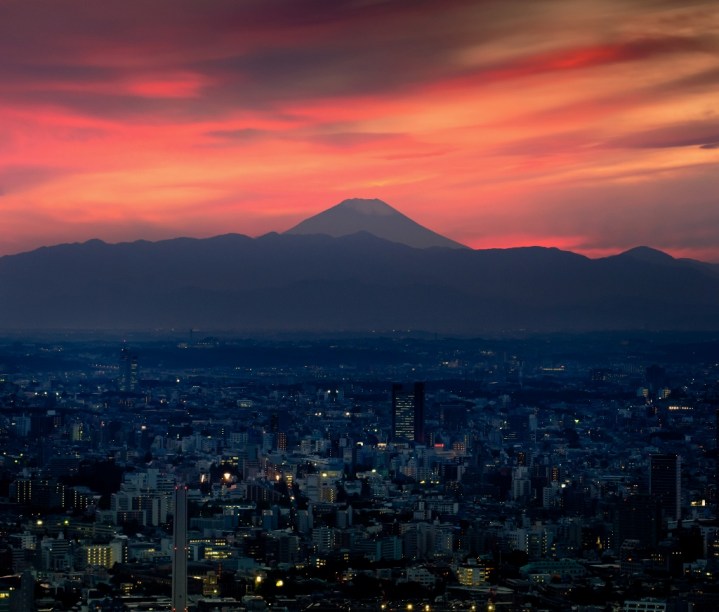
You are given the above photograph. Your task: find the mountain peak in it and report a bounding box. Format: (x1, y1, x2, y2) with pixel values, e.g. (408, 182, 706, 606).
(616, 246, 675, 263)
(285, 198, 466, 249)
(334, 198, 398, 215)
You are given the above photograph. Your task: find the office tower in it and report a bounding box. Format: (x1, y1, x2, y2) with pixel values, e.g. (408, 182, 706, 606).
(16, 569, 36, 612)
(614, 494, 662, 550)
(276, 431, 288, 452)
(118, 347, 139, 392)
(392, 382, 425, 444)
(172, 485, 188, 612)
(650, 453, 681, 522)
(270, 410, 288, 452)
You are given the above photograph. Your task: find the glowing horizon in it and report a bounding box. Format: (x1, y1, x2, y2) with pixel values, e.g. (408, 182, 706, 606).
(2, 0, 718, 261)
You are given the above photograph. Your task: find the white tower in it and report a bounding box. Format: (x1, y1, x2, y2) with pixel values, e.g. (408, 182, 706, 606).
(172, 485, 188, 612)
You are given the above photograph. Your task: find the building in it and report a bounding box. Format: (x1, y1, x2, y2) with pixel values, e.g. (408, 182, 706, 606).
(615, 494, 662, 550)
(650, 454, 681, 522)
(392, 382, 425, 444)
(457, 562, 492, 587)
(118, 347, 139, 393)
(623, 599, 667, 612)
(520, 559, 587, 582)
(172, 485, 188, 612)
(84, 538, 128, 568)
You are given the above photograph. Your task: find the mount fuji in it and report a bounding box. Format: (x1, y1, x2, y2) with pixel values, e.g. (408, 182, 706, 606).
(285, 198, 466, 250)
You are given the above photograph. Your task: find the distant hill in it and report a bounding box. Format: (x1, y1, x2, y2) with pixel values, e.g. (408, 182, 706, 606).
(285, 198, 466, 249)
(1, 203, 718, 333)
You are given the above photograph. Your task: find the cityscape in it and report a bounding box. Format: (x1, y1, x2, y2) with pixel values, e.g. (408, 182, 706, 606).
(2, 1, 719, 611)
(1, 331, 719, 611)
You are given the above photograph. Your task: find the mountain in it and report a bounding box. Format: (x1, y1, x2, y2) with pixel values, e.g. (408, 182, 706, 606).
(1, 202, 718, 333)
(285, 198, 466, 249)
(613, 246, 676, 264)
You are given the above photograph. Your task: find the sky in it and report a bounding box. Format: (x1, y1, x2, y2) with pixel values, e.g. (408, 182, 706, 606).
(1, 0, 718, 261)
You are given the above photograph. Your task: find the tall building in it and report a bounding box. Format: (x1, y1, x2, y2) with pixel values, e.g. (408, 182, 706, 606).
(118, 347, 139, 393)
(650, 453, 681, 522)
(15, 569, 36, 612)
(172, 485, 188, 612)
(614, 494, 662, 550)
(392, 382, 425, 444)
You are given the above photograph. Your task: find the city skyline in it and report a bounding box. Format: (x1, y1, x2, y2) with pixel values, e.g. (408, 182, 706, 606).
(2, 1, 719, 261)
(2, 333, 718, 609)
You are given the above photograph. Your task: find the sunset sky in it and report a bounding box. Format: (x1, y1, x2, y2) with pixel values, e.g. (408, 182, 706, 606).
(2, 0, 718, 260)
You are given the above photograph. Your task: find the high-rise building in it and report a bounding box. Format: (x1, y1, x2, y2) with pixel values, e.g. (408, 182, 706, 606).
(650, 453, 681, 522)
(614, 494, 662, 550)
(392, 382, 425, 444)
(276, 431, 287, 452)
(172, 485, 188, 612)
(118, 347, 139, 393)
(15, 569, 36, 612)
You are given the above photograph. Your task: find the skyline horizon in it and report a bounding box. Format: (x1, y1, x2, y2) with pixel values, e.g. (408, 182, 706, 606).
(2, 195, 717, 265)
(2, 1, 719, 261)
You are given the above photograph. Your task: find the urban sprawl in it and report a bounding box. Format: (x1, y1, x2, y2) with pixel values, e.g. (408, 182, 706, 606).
(0, 334, 718, 611)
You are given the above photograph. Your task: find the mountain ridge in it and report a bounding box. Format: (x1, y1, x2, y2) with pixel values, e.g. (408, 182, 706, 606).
(1, 230, 718, 333)
(1, 198, 718, 333)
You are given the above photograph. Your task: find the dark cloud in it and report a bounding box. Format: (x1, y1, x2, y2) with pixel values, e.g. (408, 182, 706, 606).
(0, 1, 611, 114)
(0, 62, 114, 84)
(188, 29, 712, 112)
(0, 0, 478, 117)
(205, 127, 403, 149)
(609, 120, 719, 149)
(1, 0, 713, 120)
(1, 88, 196, 121)
(189, 12, 484, 106)
(483, 35, 707, 78)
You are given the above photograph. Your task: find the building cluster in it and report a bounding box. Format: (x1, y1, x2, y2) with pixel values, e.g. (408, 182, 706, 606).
(0, 335, 718, 611)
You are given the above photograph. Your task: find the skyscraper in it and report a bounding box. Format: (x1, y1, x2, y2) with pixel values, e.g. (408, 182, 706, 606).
(118, 347, 139, 393)
(392, 382, 425, 444)
(614, 494, 662, 549)
(172, 485, 188, 612)
(650, 453, 681, 522)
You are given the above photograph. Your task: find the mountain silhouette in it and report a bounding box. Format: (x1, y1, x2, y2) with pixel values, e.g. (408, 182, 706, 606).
(0, 201, 718, 333)
(285, 198, 466, 249)
(613, 246, 676, 264)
